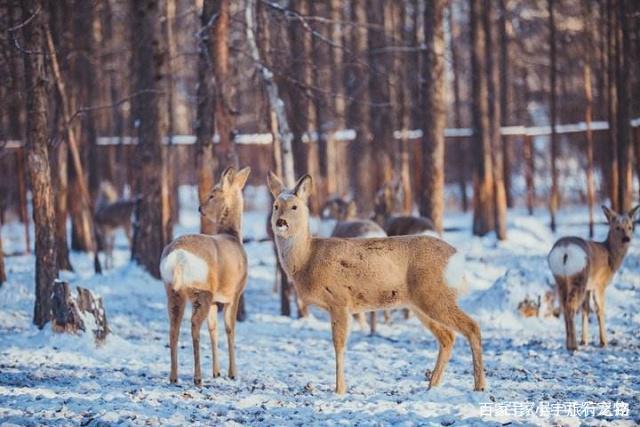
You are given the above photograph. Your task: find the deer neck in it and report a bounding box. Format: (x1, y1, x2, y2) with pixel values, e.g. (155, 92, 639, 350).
(213, 200, 243, 241)
(275, 224, 312, 278)
(603, 233, 629, 273)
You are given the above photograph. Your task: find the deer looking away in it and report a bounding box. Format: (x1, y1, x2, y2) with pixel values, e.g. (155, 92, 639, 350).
(373, 181, 435, 236)
(321, 196, 388, 334)
(159, 167, 251, 385)
(548, 205, 639, 352)
(268, 173, 486, 394)
(94, 182, 139, 269)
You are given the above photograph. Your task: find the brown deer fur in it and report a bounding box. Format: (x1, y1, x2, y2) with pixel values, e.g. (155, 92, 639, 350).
(94, 182, 137, 269)
(159, 167, 251, 385)
(373, 181, 435, 236)
(548, 205, 639, 351)
(268, 173, 486, 394)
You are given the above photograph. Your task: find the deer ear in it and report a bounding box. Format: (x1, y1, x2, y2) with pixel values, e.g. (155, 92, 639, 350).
(233, 167, 251, 189)
(628, 205, 640, 222)
(220, 167, 235, 189)
(294, 174, 313, 201)
(267, 171, 285, 198)
(602, 205, 616, 224)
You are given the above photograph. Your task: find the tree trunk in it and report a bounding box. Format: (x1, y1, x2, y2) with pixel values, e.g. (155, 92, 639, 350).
(470, 0, 494, 236)
(195, 0, 218, 235)
(164, 0, 180, 228)
(420, 0, 446, 234)
(329, 0, 346, 196)
(130, 0, 168, 279)
(485, 1, 507, 240)
(367, 1, 395, 190)
(606, 0, 619, 211)
(498, 0, 513, 208)
(347, 0, 373, 212)
(616, 0, 632, 212)
(213, 0, 237, 173)
(548, 0, 559, 232)
(21, 0, 59, 328)
(51, 138, 73, 271)
(449, 3, 468, 212)
(582, 1, 596, 238)
(0, 222, 6, 285)
(16, 149, 31, 253)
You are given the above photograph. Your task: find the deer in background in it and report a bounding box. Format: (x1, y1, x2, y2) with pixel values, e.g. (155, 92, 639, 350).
(373, 181, 435, 236)
(159, 167, 251, 385)
(94, 182, 138, 269)
(548, 205, 639, 351)
(321, 196, 388, 334)
(268, 173, 486, 394)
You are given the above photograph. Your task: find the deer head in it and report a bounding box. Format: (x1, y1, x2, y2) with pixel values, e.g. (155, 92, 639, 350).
(199, 167, 251, 225)
(602, 205, 640, 248)
(267, 173, 313, 239)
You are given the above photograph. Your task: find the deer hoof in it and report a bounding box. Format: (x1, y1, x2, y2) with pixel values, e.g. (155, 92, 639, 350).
(194, 377, 202, 386)
(169, 375, 178, 384)
(213, 371, 221, 378)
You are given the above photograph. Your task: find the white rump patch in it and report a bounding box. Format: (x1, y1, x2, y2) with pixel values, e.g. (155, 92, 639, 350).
(159, 249, 209, 290)
(444, 251, 468, 294)
(548, 244, 587, 277)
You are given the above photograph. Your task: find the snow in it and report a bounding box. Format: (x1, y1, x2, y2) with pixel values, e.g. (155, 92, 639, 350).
(1, 188, 639, 425)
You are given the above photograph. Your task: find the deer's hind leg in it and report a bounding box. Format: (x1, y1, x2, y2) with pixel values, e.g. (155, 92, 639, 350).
(580, 290, 592, 346)
(166, 288, 186, 384)
(593, 288, 607, 347)
(412, 308, 455, 389)
(190, 291, 212, 386)
(413, 295, 486, 391)
(223, 289, 243, 379)
(207, 305, 221, 378)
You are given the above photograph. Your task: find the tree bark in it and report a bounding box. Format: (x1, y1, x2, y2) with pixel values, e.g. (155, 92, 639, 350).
(367, 0, 395, 190)
(470, 0, 494, 236)
(420, 0, 446, 234)
(606, 0, 619, 211)
(498, 0, 513, 208)
(616, 0, 632, 212)
(582, 1, 596, 238)
(21, 0, 59, 328)
(548, 0, 559, 232)
(485, 1, 507, 240)
(0, 221, 6, 285)
(449, 3, 468, 212)
(346, 0, 373, 212)
(329, 0, 346, 195)
(51, 138, 73, 271)
(130, 0, 168, 279)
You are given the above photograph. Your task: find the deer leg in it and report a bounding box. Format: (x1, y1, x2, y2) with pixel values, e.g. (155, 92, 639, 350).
(580, 290, 591, 346)
(593, 289, 607, 347)
(369, 311, 377, 336)
(353, 313, 367, 332)
(207, 304, 221, 378)
(563, 305, 577, 352)
(416, 299, 486, 391)
(107, 233, 115, 269)
(383, 310, 391, 324)
(412, 309, 455, 389)
(223, 291, 242, 379)
(330, 306, 351, 394)
(191, 292, 211, 386)
(166, 288, 186, 384)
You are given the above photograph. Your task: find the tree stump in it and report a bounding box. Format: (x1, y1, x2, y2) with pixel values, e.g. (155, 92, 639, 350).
(51, 280, 109, 343)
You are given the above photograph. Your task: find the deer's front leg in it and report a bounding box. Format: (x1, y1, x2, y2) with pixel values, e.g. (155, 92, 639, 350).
(330, 306, 350, 394)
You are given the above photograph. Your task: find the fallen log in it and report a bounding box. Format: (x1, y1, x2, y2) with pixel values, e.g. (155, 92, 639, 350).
(51, 280, 109, 343)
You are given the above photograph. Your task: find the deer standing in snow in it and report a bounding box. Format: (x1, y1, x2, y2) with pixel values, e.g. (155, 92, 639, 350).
(94, 182, 138, 269)
(160, 167, 251, 385)
(268, 173, 486, 394)
(548, 205, 639, 351)
(373, 181, 435, 236)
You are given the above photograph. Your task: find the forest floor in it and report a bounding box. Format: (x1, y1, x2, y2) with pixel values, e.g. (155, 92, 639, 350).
(0, 187, 639, 426)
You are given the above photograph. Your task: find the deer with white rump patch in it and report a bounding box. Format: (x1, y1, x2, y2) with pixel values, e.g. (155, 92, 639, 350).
(159, 167, 251, 385)
(268, 172, 486, 394)
(548, 205, 639, 351)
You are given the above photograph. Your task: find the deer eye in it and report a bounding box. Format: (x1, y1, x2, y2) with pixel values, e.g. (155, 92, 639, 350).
(292, 205, 297, 210)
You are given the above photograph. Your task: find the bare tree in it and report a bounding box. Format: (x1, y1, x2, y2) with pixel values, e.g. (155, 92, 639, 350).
(21, 0, 59, 327)
(420, 0, 446, 234)
(616, 0, 632, 211)
(485, 0, 507, 240)
(470, 0, 495, 236)
(498, 0, 513, 208)
(548, 0, 559, 232)
(0, 221, 6, 285)
(130, 0, 169, 279)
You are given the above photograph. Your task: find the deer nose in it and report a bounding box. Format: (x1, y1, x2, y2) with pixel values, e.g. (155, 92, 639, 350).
(198, 206, 203, 215)
(276, 218, 288, 227)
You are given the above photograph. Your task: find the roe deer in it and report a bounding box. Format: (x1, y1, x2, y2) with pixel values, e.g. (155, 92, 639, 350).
(548, 205, 639, 351)
(321, 196, 388, 334)
(94, 182, 138, 269)
(373, 181, 435, 236)
(268, 172, 486, 394)
(159, 167, 251, 385)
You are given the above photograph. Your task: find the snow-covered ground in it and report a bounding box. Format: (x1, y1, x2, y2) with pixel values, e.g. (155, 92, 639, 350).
(1, 186, 638, 426)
